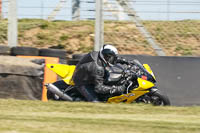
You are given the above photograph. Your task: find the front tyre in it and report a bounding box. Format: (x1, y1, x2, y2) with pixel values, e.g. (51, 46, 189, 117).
(149, 90, 170, 106)
(136, 90, 170, 106)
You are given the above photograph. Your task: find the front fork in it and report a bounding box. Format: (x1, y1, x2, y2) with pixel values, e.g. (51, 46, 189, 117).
(149, 87, 158, 94)
(135, 87, 158, 103)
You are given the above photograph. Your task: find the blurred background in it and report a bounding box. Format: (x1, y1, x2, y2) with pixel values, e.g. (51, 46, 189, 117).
(2, 0, 200, 20)
(0, 0, 200, 56)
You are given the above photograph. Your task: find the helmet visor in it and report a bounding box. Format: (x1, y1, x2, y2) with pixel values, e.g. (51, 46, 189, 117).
(104, 53, 117, 65)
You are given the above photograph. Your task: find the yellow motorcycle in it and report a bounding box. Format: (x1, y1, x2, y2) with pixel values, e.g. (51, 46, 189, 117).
(46, 60, 170, 106)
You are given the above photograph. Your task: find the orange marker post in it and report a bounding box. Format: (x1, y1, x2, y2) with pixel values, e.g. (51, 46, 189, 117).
(17, 56, 59, 101)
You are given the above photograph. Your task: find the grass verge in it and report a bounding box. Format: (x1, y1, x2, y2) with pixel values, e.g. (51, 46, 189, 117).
(0, 99, 200, 133)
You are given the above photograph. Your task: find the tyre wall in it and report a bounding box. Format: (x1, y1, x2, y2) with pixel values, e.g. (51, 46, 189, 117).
(0, 45, 67, 64)
(0, 45, 65, 101)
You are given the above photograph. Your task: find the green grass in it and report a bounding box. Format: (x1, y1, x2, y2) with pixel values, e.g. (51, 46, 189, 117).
(0, 99, 200, 133)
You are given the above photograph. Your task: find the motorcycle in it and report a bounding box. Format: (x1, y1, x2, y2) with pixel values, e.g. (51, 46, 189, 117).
(46, 59, 170, 106)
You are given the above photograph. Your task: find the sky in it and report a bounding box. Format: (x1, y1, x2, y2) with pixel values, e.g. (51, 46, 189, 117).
(1, 0, 200, 21)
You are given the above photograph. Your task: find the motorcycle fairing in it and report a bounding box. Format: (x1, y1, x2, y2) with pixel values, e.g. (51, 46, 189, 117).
(107, 77, 154, 103)
(46, 64, 75, 85)
(46, 63, 157, 104)
(143, 64, 156, 80)
(107, 90, 149, 103)
(134, 78, 155, 91)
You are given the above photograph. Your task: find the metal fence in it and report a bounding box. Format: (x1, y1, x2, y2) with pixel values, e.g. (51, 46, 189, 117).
(102, 0, 200, 56)
(0, 0, 200, 56)
(1, 0, 72, 20)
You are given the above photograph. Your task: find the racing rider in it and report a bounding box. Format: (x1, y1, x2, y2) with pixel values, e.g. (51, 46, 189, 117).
(72, 44, 134, 102)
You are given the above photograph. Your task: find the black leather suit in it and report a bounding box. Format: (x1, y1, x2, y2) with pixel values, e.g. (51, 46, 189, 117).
(72, 51, 127, 101)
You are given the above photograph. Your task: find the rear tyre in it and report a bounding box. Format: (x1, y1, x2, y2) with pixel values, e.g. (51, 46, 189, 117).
(67, 59, 79, 65)
(72, 54, 85, 60)
(11, 46, 39, 56)
(39, 48, 66, 59)
(0, 45, 11, 55)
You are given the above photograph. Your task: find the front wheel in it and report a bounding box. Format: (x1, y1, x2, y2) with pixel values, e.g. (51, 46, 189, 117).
(136, 90, 170, 106)
(150, 91, 170, 106)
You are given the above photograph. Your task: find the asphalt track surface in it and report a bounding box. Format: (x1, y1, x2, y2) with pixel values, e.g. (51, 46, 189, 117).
(121, 55, 200, 106)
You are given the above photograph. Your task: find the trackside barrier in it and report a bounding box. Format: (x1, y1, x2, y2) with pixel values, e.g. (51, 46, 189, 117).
(120, 55, 200, 106)
(17, 56, 59, 102)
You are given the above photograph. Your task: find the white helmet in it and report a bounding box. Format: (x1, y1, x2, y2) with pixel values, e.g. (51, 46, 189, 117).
(99, 44, 118, 66)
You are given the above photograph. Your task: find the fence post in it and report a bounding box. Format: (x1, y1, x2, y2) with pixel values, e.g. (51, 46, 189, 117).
(94, 0, 104, 51)
(8, 0, 18, 47)
(0, 0, 2, 19)
(72, 0, 80, 20)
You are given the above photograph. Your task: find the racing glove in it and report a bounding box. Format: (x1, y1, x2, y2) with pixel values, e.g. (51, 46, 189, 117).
(110, 84, 126, 94)
(116, 57, 135, 65)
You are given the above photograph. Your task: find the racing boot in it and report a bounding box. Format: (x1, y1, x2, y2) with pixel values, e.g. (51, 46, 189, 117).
(77, 85, 99, 102)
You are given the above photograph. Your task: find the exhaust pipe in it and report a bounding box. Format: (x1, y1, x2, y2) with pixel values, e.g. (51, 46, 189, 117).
(46, 83, 73, 101)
